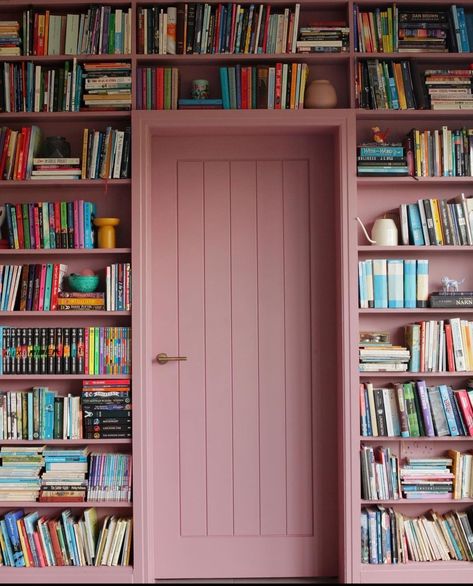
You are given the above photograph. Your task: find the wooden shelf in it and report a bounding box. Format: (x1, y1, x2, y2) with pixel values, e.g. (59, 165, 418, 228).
(136, 52, 350, 65)
(355, 51, 473, 62)
(0, 111, 131, 121)
(361, 499, 473, 505)
(358, 245, 473, 252)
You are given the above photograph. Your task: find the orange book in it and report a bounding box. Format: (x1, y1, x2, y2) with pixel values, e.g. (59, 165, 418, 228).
(44, 10, 50, 55)
(393, 62, 407, 110)
(290, 63, 298, 109)
(47, 519, 65, 566)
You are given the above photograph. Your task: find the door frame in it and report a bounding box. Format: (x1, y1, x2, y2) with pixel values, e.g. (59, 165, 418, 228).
(131, 110, 354, 583)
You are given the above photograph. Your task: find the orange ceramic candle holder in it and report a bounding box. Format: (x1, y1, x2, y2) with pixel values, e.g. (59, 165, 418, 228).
(94, 217, 120, 248)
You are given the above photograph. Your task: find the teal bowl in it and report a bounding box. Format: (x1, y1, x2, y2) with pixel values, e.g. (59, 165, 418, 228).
(68, 274, 100, 293)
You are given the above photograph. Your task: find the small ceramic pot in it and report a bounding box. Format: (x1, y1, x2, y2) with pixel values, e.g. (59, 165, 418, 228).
(304, 79, 337, 109)
(192, 79, 209, 100)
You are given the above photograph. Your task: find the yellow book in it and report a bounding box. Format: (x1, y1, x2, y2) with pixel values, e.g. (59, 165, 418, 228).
(16, 520, 30, 567)
(387, 7, 393, 53)
(414, 129, 421, 177)
(431, 199, 444, 245)
(448, 449, 463, 500)
(299, 64, 309, 109)
(81, 128, 89, 179)
(462, 320, 472, 371)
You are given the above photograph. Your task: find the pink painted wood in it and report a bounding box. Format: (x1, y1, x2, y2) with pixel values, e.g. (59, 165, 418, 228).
(149, 130, 340, 579)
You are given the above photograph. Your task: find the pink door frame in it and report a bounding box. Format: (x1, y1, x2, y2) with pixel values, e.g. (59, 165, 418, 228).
(131, 110, 354, 583)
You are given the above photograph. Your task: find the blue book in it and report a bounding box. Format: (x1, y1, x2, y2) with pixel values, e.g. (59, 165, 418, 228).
(0, 519, 15, 566)
(4, 510, 25, 567)
(267, 67, 275, 109)
(457, 7, 470, 51)
(403, 259, 416, 308)
(387, 259, 403, 308)
(27, 391, 33, 440)
(372, 259, 388, 308)
(219, 67, 230, 109)
(358, 261, 367, 308)
(61, 510, 77, 565)
(178, 99, 223, 106)
(438, 384, 460, 436)
(407, 204, 425, 245)
(358, 145, 404, 158)
(364, 387, 373, 436)
(23, 512, 40, 567)
(43, 388, 56, 440)
(448, 385, 466, 436)
(43, 264, 53, 311)
(84, 202, 92, 248)
(218, 5, 226, 52)
(465, 12, 473, 49)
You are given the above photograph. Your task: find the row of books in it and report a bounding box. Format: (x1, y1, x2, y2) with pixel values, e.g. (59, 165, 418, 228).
(399, 194, 473, 246)
(405, 318, 473, 373)
(136, 66, 179, 110)
(361, 506, 473, 563)
(82, 379, 131, 440)
(1, 60, 83, 113)
(356, 142, 408, 176)
(0, 381, 131, 441)
(355, 59, 417, 110)
(360, 380, 473, 439)
(4, 201, 96, 250)
(87, 453, 132, 502)
(0, 508, 132, 567)
(82, 126, 131, 180)
(106, 263, 131, 312)
(0, 263, 67, 312)
(21, 6, 132, 56)
(0, 126, 41, 181)
(82, 62, 132, 111)
(408, 127, 473, 178)
(137, 3, 301, 55)
(219, 63, 309, 109)
(0, 21, 21, 56)
(354, 4, 473, 54)
(361, 451, 456, 501)
(0, 327, 132, 375)
(358, 258, 429, 309)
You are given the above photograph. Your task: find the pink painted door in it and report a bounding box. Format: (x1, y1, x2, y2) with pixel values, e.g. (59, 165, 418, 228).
(150, 134, 338, 579)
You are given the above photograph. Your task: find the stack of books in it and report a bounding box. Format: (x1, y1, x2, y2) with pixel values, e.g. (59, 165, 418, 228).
(296, 22, 349, 53)
(357, 143, 409, 176)
(81, 62, 132, 111)
(31, 157, 81, 180)
(87, 453, 132, 502)
(0, 20, 21, 56)
(58, 292, 105, 312)
(424, 68, 473, 111)
(81, 379, 131, 439)
(106, 263, 131, 311)
(359, 336, 410, 372)
(358, 258, 429, 309)
(400, 456, 454, 500)
(40, 447, 89, 503)
(430, 291, 473, 308)
(0, 388, 82, 440)
(399, 194, 473, 245)
(0, 446, 43, 501)
(81, 126, 131, 179)
(136, 66, 179, 110)
(397, 8, 451, 53)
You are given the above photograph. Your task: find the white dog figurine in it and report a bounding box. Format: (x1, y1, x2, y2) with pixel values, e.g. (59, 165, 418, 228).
(441, 276, 465, 294)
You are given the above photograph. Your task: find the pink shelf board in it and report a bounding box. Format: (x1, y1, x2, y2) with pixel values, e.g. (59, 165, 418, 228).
(356, 109, 473, 120)
(360, 436, 473, 442)
(357, 176, 473, 185)
(1, 54, 132, 63)
(0, 501, 132, 508)
(0, 111, 131, 121)
(0, 566, 133, 584)
(358, 246, 473, 253)
(0, 375, 131, 380)
(360, 562, 473, 584)
(359, 371, 473, 379)
(0, 439, 132, 445)
(1, 179, 131, 187)
(136, 52, 350, 65)
(359, 308, 473, 314)
(0, 311, 131, 317)
(355, 51, 473, 62)
(0, 248, 131, 255)
(361, 499, 473, 505)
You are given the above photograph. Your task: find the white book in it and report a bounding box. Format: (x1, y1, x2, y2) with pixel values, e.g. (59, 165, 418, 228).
(282, 8, 290, 53)
(450, 317, 466, 371)
(143, 9, 148, 55)
(101, 516, 118, 565)
(77, 13, 86, 54)
(34, 65, 42, 112)
(110, 519, 127, 566)
(254, 4, 264, 53)
(112, 131, 125, 179)
(365, 382, 378, 436)
(292, 3, 301, 54)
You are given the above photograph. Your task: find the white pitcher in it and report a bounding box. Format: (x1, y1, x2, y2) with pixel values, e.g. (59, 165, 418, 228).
(356, 216, 398, 246)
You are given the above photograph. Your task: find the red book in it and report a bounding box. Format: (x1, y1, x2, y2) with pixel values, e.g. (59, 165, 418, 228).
(445, 323, 455, 372)
(12, 131, 24, 179)
(454, 389, 473, 436)
(38, 263, 47, 311)
(0, 128, 12, 178)
(15, 204, 24, 248)
(33, 12, 39, 56)
(230, 4, 238, 53)
(32, 263, 42, 310)
(151, 67, 157, 109)
(19, 126, 31, 180)
(241, 67, 248, 108)
(214, 4, 221, 53)
(137, 8, 144, 53)
(157, 67, 164, 110)
(275, 62, 282, 109)
(262, 6, 271, 53)
(84, 328, 89, 374)
(47, 519, 64, 566)
(50, 264, 59, 311)
(82, 378, 130, 386)
(32, 530, 46, 567)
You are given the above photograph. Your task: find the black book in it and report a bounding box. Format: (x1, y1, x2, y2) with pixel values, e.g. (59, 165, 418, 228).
(53, 397, 64, 440)
(186, 4, 197, 53)
(120, 126, 131, 179)
(373, 388, 387, 436)
(3, 327, 9, 374)
(67, 202, 74, 249)
(193, 3, 204, 53)
(422, 199, 438, 244)
(412, 384, 426, 436)
(438, 199, 454, 245)
(14, 327, 21, 374)
(77, 327, 85, 374)
(176, 4, 186, 54)
(26, 264, 35, 310)
(26, 327, 33, 374)
(46, 327, 55, 375)
(70, 327, 78, 375)
(63, 328, 71, 375)
(33, 327, 40, 375)
(55, 327, 63, 375)
(20, 328, 27, 374)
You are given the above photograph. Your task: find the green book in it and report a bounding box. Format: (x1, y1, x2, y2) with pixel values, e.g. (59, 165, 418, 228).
(53, 397, 64, 440)
(108, 14, 115, 54)
(22, 203, 30, 249)
(164, 68, 172, 110)
(60, 202, 68, 248)
(403, 382, 420, 437)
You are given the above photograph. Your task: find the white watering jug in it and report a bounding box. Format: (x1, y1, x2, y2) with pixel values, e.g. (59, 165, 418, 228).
(356, 216, 398, 246)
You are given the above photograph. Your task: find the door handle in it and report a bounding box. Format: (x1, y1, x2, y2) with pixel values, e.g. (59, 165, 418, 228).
(156, 353, 188, 365)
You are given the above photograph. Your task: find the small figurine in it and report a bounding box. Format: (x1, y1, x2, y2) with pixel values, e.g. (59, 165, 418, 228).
(371, 126, 390, 144)
(440, 276, 465, 294)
